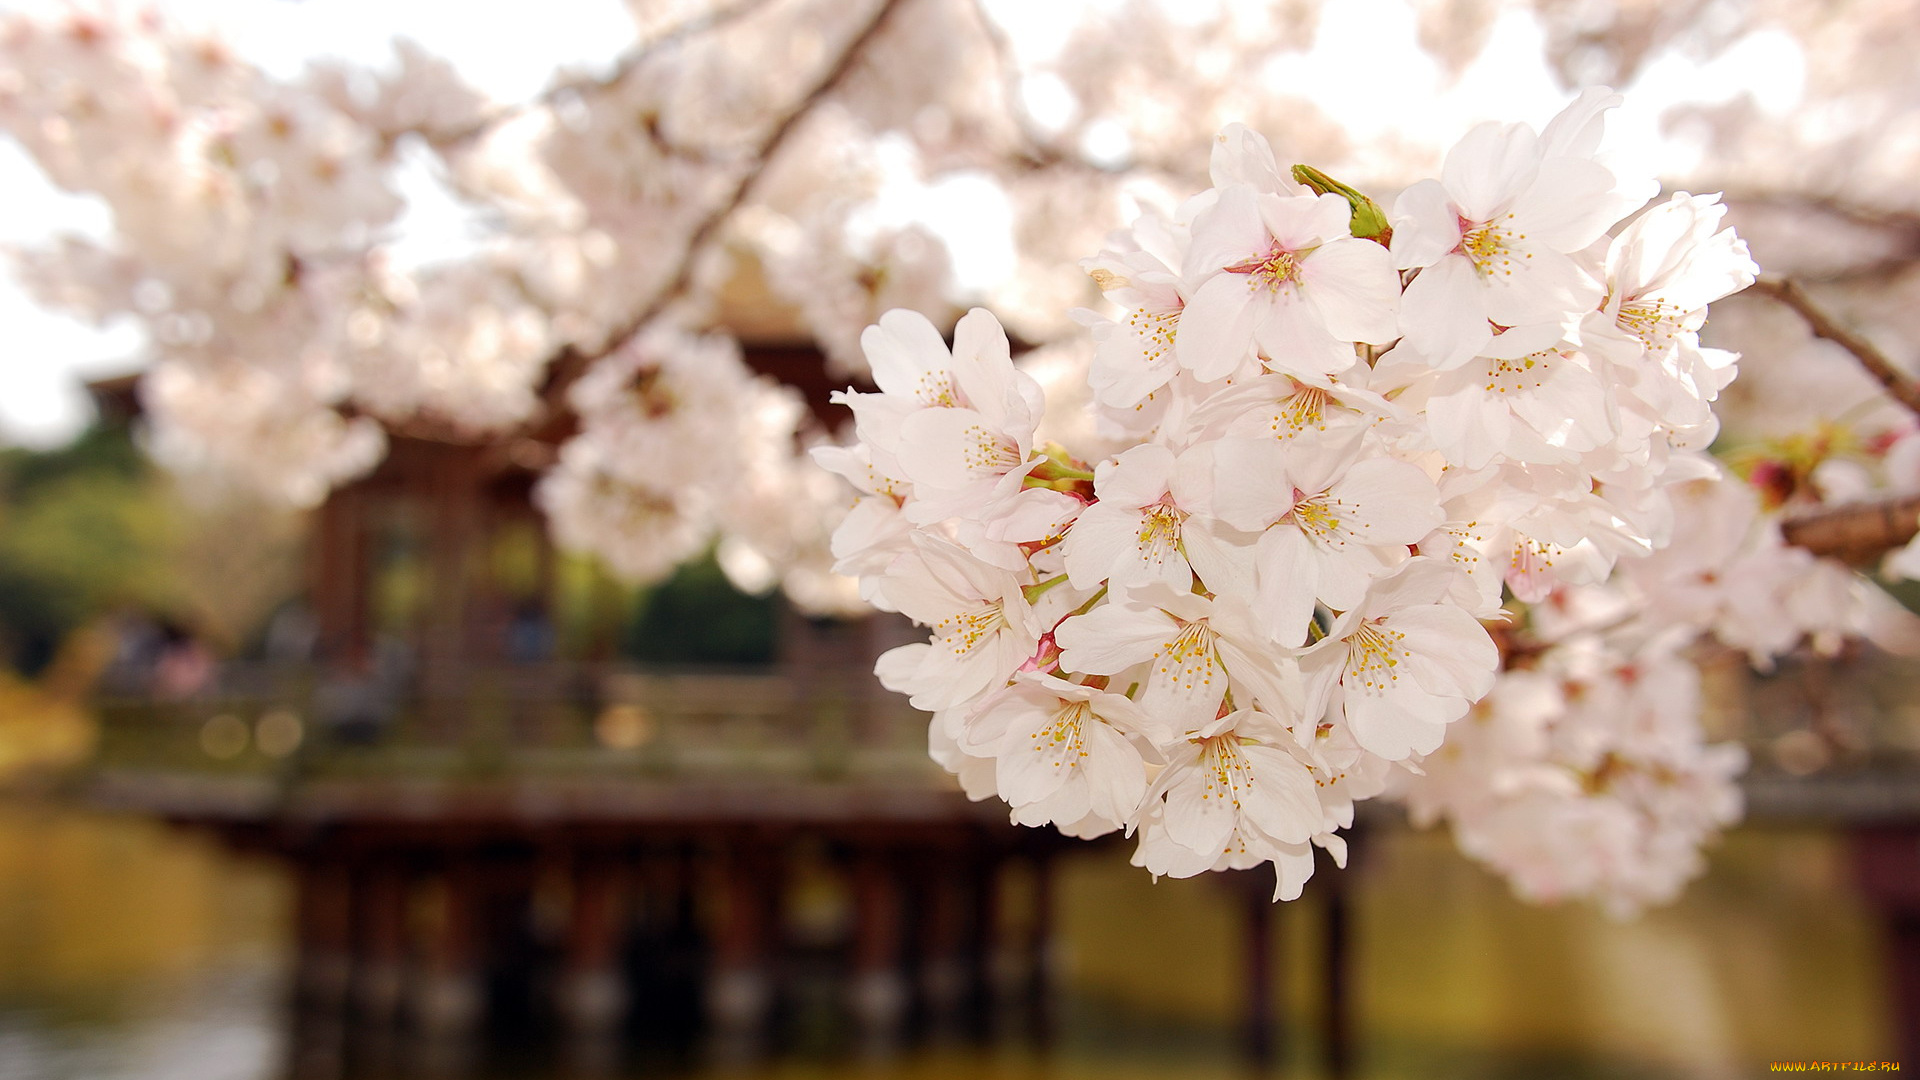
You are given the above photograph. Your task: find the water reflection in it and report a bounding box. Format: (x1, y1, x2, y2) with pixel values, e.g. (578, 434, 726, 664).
(0, 801, 1896, 1079)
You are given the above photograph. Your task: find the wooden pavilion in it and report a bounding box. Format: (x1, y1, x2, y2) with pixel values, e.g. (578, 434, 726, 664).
(82, 339, 1077, 1076)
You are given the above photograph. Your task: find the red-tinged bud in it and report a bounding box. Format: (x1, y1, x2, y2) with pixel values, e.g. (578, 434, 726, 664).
(1746, 459, 1796, 510)
(1019, 632, 1062, 675)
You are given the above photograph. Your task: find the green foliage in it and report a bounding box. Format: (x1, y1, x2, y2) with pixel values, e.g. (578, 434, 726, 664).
(624, 550, 779, 666)
(0, 426, 178, 674)
(0, 425, 146, 498)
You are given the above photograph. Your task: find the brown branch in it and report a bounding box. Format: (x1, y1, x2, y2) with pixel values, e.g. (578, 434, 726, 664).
(1781, 491, 1920, 565)
(1750, 275, 1920, 420)
(1797, 254, 1920, 288)
(531, 0, 911, 414)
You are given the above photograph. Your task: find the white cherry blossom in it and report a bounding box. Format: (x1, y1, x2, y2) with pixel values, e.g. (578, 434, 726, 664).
(1301, 559, 1499, 760)
(1055, 587, 1303, 732)
(1059, 443, 1209, 592)
(1390, 96, 1638, 369)
(1135, 708, 1322, 878)
(873, 536, 1038, 713)
(1179, 186, 1400, 379)
(1207, 436, 1443, 642)
(962, 672, 1159, 835)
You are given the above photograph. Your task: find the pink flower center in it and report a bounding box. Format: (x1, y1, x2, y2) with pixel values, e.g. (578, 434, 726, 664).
(1458, 213, 1530, 279)
(1225, 243, 1305, 291)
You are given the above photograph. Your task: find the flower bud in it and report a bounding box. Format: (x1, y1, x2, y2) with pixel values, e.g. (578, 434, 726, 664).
(1291, 164, 1392, 243)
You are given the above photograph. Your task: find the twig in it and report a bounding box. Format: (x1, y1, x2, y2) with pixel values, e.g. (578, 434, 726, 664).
(1780, 490, 1920, 565)
(965, 0, 1076, 171)
(962, 0, 1206, 182)
(1751, 275, 1920, 419)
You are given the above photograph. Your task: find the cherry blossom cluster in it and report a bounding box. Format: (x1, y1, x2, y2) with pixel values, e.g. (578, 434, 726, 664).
(1403, 474, 1920, 915)
(0, 8, 899, 603)
(821, 90, 1792, 905)
(0, 11, 409, 503)
(537, 324, 858, 608)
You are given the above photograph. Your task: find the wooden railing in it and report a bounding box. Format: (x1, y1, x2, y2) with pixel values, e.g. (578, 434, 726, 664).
(86, 649, 1920, 821)
(88, 660, 936, 786)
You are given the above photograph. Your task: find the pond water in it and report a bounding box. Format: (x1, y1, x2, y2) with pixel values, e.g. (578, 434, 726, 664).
(0, 800, 1893, 1079)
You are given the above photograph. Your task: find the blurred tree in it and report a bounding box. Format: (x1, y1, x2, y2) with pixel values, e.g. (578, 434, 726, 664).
(0, 424, 304, 675)
(0, 427, 174, 675)
(624, 550, 780, 666)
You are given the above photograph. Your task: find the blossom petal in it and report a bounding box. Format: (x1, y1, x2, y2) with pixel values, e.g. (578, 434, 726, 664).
(1301, 237, 1400, 344)
(1398, 256, 1492, 370)
(1253, 526, 1319, 645)
(1177, 271, 1263, 380)
(1391, 179, 1463, 270)
(1162, 762, 1238, 856)
(1440, 121, 1539, 222)
(1056, 602, 1179, 674)
(1239, 743, 1321, 845)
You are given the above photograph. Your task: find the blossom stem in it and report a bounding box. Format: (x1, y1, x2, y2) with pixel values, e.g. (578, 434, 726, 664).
(1065, 585, 1108, 619)
(1021, 574, 1072, 604)
(1028, 458, 1096, 483)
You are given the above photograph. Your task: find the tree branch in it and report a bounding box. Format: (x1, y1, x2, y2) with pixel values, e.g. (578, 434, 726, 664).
(961, 0, 1205, 183)
(966, 0, 1082, 172)
(532, 0, 911, 412)
(1781, 490, 1920, 565)
(1750, 275, 1920, 420)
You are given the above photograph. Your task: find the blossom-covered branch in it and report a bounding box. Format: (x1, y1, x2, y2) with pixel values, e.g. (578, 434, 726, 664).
(534, 0, 913, 402)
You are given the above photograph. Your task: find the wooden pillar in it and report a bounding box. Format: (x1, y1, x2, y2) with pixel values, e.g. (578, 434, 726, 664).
(1323, 849, 1355, 1080)
(1889, 913, 1920, 1066)
(351, 857, 410, 1024)
(415, 862, 483, 1037)
(294, 856, 354, 1010)
(707, 839, 778, 1058)
(972, 853, 1019, 1038)
(1851, 826, 1920, 1063)
(1027, 852, 1058, 1045)
(1237, 870, 1279, 1067)
(560, 855, 627, 1034)
(283, 999, 348, 1080)
(312, 486, 371, 670)
(849, 847, 907, 1053)
(916, 850, 971, 1040)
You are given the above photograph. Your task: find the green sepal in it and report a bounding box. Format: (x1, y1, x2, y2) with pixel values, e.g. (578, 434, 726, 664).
(1292, 164, 1392, 243)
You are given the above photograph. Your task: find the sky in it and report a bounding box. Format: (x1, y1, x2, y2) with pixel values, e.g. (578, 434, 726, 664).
(0, 0, 1804, 448)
